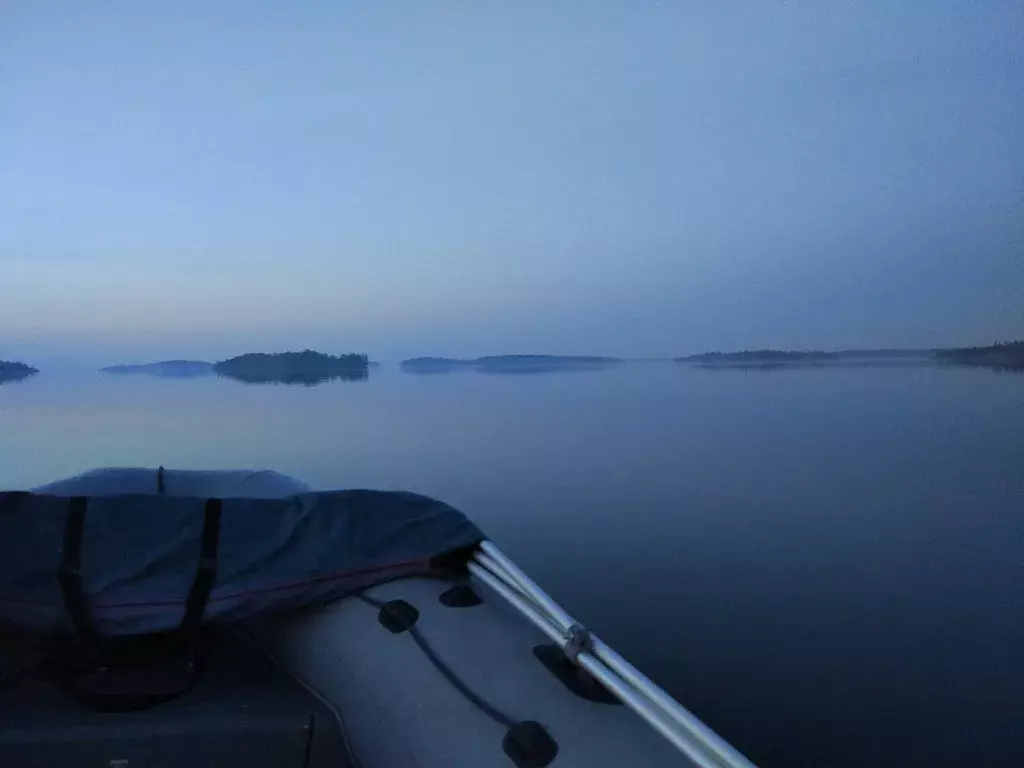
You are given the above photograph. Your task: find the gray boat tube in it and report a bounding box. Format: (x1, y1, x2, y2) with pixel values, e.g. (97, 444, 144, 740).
(27, 467, 757, 768)
(469, 542, 756, 768)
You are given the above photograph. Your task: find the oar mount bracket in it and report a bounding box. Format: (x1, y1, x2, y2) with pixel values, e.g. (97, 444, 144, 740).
(563, 623, 592, 664)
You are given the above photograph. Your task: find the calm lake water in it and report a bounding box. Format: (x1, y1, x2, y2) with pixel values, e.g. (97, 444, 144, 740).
(1, 362, 1022, 767)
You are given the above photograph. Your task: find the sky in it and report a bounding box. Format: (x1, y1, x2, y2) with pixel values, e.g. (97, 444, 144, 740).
(1, 0, 1021, 364)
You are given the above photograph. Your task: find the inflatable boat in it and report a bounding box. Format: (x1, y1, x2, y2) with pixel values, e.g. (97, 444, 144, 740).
(0, 468, 756, 768)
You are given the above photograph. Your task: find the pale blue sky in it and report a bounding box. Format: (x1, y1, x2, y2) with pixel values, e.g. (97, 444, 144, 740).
(1, 1, 1021, 363)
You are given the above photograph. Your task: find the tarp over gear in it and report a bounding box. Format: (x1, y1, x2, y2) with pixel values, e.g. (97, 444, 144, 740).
(0, 468, 485, 636)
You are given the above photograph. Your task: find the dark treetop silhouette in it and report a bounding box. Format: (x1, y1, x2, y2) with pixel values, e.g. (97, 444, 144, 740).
(212, 351, 369, 385)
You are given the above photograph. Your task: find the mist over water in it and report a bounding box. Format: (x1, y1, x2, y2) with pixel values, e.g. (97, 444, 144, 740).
(3, 363, 1022, 767)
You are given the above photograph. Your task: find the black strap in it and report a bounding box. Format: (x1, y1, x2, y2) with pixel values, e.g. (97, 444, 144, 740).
(52, 496, 223, 713)
(58, 496, 97, 645)
(58, 496, 222, 643)
(180, 498, 222, 634)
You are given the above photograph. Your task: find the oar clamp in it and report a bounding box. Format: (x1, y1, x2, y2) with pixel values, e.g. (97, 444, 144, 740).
(469, 541, 760, 767)
(563, 623, 592, 663)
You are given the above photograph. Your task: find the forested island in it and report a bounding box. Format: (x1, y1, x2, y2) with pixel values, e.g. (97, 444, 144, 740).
(213, 351, 369, 385)
(401, 354, 622, 374)
(101, 360, 214, 378)
(935, 341, 1024, 371)
(0, 360, 38, 384)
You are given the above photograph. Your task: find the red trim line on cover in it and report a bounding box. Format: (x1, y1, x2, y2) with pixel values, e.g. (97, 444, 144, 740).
(0, 558, 428, 611)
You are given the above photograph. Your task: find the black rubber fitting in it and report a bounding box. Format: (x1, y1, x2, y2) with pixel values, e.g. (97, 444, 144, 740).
(502, 721, 558, 767)
(377, 600, 420, 634)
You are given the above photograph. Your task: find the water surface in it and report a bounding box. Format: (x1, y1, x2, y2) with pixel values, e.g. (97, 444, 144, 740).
(2, 363, 1021, 767)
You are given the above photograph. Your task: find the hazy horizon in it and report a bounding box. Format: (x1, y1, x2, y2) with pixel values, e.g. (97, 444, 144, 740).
(2, 1, 1021, 366)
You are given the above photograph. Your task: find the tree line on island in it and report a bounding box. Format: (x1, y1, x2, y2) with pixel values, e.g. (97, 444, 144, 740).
(213, 351, 369, 385)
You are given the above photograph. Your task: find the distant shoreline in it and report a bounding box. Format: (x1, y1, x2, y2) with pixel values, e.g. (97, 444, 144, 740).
(675, 343, 1023, 371)
(934, 341, 1024, 371)
(10, 341, 1023, 380)
(401, 355, 623, 374)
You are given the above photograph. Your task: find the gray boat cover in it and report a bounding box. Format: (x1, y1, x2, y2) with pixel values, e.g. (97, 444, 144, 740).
(0, 468, 485, 636)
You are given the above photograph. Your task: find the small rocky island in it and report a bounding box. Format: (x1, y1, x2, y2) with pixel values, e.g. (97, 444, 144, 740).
(101, 360, 214, 378)
(402, 355, 622, 374)
(213, 351, 369, 385)
(0, 360, 38, 384)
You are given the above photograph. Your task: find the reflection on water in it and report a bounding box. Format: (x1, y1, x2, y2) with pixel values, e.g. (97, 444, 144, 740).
(689, 359, 1008, 372)
(1, 363, 1021, 767)
(0, 372, 37, 386)
(404, 364, 615, 375)
(473, 363, 615, 375)
(215, 369, 370, 386)
(98, 365, 371, 386)
(693, 360, 939, 370)
(0, 363, 38, 385)
(103, 370, 213, 379)
(938, 361, 1024, 374)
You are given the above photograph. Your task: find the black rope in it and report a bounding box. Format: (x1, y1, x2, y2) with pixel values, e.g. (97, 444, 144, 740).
(358, 594, 516, 729)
